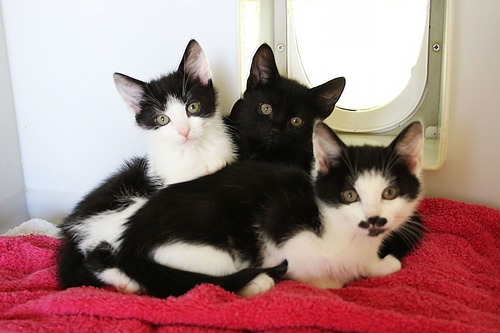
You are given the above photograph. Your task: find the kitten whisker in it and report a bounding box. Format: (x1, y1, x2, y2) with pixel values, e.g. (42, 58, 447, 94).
(396, 218, 424, 247)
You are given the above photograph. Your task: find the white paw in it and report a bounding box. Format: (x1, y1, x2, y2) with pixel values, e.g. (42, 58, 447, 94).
(370, 255, 402, 277)
(204, 158, 227, 175)
(238, 273, 275, 297)
(98, 268, 142, 294)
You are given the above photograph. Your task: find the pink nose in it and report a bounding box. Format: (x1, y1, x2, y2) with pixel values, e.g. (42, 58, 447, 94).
(178, 124, 190, 138)
(181, 128, 190, 138)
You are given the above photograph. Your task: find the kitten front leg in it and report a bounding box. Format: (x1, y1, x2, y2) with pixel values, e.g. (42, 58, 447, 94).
(204, 158, 228, 175)
(238, 273, 275, 297)
(98, 268, 142, 294)
(366, 254, 402, 278)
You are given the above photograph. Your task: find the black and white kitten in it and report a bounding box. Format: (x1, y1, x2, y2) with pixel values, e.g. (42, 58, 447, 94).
(229, 43, 346, 171)
(110, 121, 424, 298)
(57, 40, 236, 293)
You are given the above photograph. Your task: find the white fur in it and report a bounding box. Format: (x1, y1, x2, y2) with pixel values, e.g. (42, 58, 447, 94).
(77, 101, 235, 293)
(238, 273, 275, 297)
(152, 242, 248, 276)
(148, 98, 235, 185)
(68, 197, 148, 290)
(98, 268, 142, 294)
(71, 197, 147, 254)
(262, 171, 420, 289)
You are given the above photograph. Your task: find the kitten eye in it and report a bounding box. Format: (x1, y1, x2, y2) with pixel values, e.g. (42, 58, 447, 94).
(290, 116, 304, 127)
(259, 103, 273, 116)
(155, 114, 170, 126)
(341, 189, 359, 204)
(186, 101, 201, 114)
(382, 186, 399, 200)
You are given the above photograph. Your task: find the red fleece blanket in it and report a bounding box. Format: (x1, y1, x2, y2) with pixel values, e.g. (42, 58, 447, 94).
(0, 198, 499, 333)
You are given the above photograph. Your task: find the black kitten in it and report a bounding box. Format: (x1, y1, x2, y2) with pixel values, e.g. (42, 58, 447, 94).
(229, 43, 345, 171)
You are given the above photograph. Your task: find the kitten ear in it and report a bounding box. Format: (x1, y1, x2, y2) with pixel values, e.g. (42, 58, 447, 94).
(229, 99, 245, 122)
(113, 73, 146, 115)
(312, 122, 344, 175)
(309, 77, 346, 120)
(178, 39, 212, 86)
(391, 121, 425, 175)
(247, 43, 280, 89)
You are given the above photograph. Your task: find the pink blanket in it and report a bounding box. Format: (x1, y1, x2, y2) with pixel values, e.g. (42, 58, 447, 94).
(1, 198, 499, 333)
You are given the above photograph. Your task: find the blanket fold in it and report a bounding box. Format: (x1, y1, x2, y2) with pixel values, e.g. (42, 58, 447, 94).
(0, 198, 499, 333)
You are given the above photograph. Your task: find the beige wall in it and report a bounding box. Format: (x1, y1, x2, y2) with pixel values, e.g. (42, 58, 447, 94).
(423, 0, 500, 209)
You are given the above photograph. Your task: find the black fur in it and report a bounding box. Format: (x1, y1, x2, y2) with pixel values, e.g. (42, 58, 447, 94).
(65, 121, 423, 297)
(115, 161, 321, 297)
(314, 122, 424, 259)
(57, 157, 157, 289)
(56, 39, 219, 290)
(229, 43, 345, 171)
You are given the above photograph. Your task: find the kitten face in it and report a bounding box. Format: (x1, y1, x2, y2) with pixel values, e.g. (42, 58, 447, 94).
(113, 39, 217, 145)
(313, 121, 424, 240)
(230, 43, 345, 170)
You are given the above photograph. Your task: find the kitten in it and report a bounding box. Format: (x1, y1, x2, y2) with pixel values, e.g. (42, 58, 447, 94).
(229, 43, 346, 171)
(57, 40, 236, 293)
(110, 121, 424, 298)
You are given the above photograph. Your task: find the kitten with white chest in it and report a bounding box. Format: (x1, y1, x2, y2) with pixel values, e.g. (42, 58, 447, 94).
(111, 121, 424, 297)
(57, 40, 236, 292)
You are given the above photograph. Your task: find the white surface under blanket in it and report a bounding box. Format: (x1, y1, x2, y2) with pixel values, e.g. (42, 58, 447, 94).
(2, 218, 61, 238)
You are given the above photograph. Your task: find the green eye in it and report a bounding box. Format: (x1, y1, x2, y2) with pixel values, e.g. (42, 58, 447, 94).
(382, 186, 399, 200)
(259, 103, 273, 115)
(290, 116, 304, 127)
(341, 189, 359, 204)
(187, 101, 201, 114)
(155, 114, 170, 126)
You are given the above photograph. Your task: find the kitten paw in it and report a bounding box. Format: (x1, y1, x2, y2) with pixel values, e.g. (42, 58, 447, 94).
(98, 268, 142, 294)
(204, 158, 227, 175)
(369, 255, 402, 277)
(238, 273, 275, 297)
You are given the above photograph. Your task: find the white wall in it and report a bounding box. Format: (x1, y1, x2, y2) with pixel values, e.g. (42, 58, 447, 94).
(0, 0, 239, 224)
(0, 0, 498, 228)
(0, 1, 29, 232)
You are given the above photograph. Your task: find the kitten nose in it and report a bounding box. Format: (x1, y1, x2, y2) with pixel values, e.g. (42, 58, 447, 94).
(182, 128, 190, 138)
(179, 125, 190, 138)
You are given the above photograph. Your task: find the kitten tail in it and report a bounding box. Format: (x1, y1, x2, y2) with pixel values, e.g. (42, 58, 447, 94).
(120, 257, 288, 298)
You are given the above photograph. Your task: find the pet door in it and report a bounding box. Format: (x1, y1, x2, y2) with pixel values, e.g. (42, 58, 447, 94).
(239, 0, 449, 169)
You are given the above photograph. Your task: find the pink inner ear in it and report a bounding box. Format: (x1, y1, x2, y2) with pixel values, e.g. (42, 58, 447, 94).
(312, 123, 344, 175)
(317, 153, 330, 174)
(185, 53, 212, 86)
(402, 153, 421, 175)
(396, 129, 424, 175)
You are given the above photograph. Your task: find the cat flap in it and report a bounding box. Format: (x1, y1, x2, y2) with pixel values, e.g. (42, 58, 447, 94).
(178, 39, 212, 86)
(312, 122, 345, 175)
(246, 43, 280, 89)
(113, 73, 146, 115)
(390, 121, 424, 175)
(309, 77, 346, 120)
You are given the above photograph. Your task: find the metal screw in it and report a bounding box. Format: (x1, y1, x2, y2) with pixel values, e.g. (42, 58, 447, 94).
(432, 43, 441, 52)
(277, 44, 285, 52)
